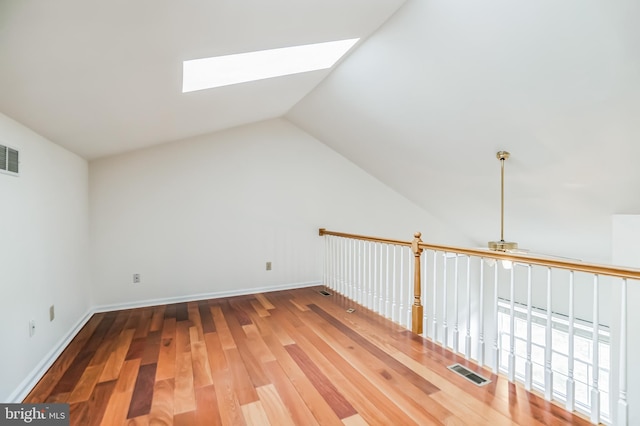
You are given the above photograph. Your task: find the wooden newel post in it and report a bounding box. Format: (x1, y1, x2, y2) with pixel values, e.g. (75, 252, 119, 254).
(411, 232, 424, 334)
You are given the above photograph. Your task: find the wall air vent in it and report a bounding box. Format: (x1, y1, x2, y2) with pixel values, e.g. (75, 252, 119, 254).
(0, 144, 19, 176)
(448, 363, 491, 386)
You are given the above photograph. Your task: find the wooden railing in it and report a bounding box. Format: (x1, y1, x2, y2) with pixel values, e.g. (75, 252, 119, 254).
(319, 228, 640, 425)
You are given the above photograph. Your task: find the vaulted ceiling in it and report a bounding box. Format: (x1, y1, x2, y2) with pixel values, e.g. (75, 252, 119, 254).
(2, 0, 639, 263)
(0, 0, 405, 158)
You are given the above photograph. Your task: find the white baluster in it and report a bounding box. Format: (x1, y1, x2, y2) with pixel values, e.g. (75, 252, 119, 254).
(508, 266, 515, 383)
(348, 239, 353, 296)
(453, 254, 459, 353)
(442, 253, 449, 349)
(566, 271, 575, 412)
(378, 243, 384, 315)
(330, 236, 335, 290)
(334, 238, 344, 291)
(406, 246, 412, 328)
(590, 274, 600, 424)
(478, 259, 485, 366)
(399, 246, 405, 327)
(422, 249, 428, 335)
(525, 265, 533, 391)
(617, 278, 628, 425)
(384, 244, 390, 318)
(432, 251, 438, 343)
(544, 267, 553, 401)
(368, 242, 374, 310)
(492, 262, 500, 374)
(392, 246, 397, 323)
(356, 240, 362, 303)
(465, 255, 472, 359)
(372, 243, 378, 312)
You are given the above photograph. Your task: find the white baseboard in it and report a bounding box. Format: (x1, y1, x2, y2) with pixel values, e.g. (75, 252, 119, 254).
(7, 280, 321, 402)
(93, 280, 321, 313)
(7, 309, 94, 403)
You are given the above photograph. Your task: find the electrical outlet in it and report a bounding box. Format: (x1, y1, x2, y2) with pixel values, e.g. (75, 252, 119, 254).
(50, 305, 55, 322)
(266, 262, 272, 271)
(133, 273, 140, 283)
(29, 320, 36, 337)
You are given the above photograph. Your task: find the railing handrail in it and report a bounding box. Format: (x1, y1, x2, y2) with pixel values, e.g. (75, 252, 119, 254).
(319, 228, 640, 280)
(319, 228, 411, 247)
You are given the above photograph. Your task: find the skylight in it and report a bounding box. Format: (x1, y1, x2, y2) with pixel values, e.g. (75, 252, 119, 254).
(182, 38, 360, 93)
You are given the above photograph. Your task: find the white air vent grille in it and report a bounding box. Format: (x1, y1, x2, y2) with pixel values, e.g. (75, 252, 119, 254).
(0, 144, 19, 175)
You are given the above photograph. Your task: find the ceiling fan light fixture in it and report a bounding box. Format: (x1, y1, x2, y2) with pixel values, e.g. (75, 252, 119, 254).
(488, 240, 518, 251)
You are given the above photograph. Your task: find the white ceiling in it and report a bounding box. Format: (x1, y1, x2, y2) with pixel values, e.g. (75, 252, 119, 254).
(287, 0, 640, 263)
(0, 0, 405, 159)
(2, 0, 639, 263)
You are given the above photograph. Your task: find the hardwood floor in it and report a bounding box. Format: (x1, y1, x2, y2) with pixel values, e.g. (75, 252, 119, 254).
(24, 286, 591, 425)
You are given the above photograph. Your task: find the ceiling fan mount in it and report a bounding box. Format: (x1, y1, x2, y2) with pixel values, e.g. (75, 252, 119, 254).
(488, 150, 519, 253)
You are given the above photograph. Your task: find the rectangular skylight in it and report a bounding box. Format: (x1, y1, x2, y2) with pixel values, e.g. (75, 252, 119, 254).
(182, 38, 359, 93)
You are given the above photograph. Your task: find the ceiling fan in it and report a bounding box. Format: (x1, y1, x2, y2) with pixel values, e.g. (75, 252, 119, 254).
(485, 150, 580, 266)
(487, 151, 526, 254)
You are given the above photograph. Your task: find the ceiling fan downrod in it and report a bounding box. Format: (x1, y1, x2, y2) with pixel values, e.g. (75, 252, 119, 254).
(488, 151, 518, 252)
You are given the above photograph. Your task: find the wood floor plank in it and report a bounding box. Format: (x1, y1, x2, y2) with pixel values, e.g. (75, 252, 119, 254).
(261, 338, 342, 425)
(242, 323, 276, 363)
(191, 339, 214, 388)
(187, 302, 204, 342)
(213, 369, 246, 426)
(141, 330, 162, 366)
(204, 332, 228, 373)
(199, 301, 216, 333)
(250, 299, 271, 317)
(148, 379, 174, 426)
(223, 348, 259, 405)
(308, 303, 440, 395)
(285, 343, 357, 420)
(222, 302, 270, 388)
(127, 363, 157, 418)
(149, 305, 166, 333)
(68, 364, 104, 404)
(256, 383, 296, 426)
(241, 400, 271, 425)
(100, 328, 136, 382)
(342, 414, 370, 426)
(69, 380, 117, 426)
(175, 303, 189, 322)
(194, 384, 222, 426)
(291, 317, 442, 425)
(174, 411, 196, 426)
(133, 308, 153, 339)
(126, 415, 149, 426)
(261, 358, 320, 426)
(174, 351, 196, 414)
(156, 317, 177, 381)
(255, 293, 276, 310)
(100, 359, 141, 426)
(211, 305, 237, 350)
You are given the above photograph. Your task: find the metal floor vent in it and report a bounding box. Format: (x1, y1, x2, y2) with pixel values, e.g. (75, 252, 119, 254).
(448, 364, 490, 386)
(319, 290, 332, 296)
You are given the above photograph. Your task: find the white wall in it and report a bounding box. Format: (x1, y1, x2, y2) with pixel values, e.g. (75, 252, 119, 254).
(0, 113, 90, 402)
(90, 118, 465, 307)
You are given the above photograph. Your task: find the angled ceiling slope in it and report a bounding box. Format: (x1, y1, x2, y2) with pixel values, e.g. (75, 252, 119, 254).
(287, 0, 640, 263)
(0, 0, 406, 159)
